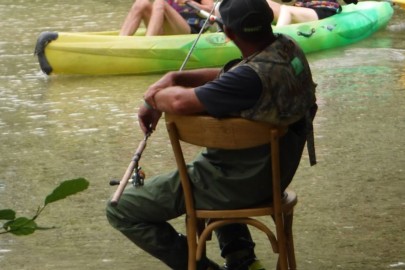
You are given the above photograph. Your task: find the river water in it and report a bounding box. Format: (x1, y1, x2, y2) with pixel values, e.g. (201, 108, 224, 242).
(0, 1, 404, 269)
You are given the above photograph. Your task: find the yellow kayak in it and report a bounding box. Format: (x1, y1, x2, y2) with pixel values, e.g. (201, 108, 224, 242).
(34, 1, 394, 76)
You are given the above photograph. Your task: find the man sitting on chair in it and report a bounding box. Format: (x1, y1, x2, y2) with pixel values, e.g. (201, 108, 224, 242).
(106, 0, 317, 269)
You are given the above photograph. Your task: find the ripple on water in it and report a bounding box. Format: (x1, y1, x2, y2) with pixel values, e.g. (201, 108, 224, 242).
(27, 114, 47, 120)
(76, 128, 100, 134)
(30, 128, 46, 136)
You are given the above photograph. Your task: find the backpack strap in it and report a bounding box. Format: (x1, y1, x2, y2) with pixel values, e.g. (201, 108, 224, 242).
(306, 104, 318, 166)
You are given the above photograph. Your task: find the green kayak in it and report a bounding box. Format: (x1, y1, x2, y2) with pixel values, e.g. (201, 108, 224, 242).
(35, 1, 393, 76)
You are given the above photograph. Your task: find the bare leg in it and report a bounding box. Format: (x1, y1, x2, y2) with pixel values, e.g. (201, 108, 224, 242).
(276, 5, 318, 27)
(146, 0, 190, 36)
(266, 0, 281, 22)
(146, 0, 166, 35)
(120, 0, 152, 36)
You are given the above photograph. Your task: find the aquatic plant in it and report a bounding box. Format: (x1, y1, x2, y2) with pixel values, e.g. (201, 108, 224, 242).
(0, 178, 89, 236)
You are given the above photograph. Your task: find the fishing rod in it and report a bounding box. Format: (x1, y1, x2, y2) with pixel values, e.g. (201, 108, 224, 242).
(109, 0, 219, 206)
(109, 132, 150, 206)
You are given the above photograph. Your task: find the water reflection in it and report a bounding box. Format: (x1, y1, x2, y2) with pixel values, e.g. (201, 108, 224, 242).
(0, 2, 404, 270)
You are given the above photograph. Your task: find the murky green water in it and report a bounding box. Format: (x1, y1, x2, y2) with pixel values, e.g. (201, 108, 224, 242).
(0, 1, 404, 269)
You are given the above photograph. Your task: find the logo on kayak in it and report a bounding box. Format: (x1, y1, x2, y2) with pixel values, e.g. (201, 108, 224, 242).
(322, 24, 336, 31)
(205, 34, 230, 46)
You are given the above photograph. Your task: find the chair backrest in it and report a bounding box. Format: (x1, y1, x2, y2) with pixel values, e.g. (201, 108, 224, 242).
(165, 113, 287, 149)
(165, 113, 288, 216)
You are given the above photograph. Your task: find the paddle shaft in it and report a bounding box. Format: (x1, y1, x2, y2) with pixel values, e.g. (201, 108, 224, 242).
(185, 1, 222, 24)
(180, 0, 220, 70)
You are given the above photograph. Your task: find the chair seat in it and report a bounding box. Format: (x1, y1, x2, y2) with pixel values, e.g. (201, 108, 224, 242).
(196, 190, 297, 219)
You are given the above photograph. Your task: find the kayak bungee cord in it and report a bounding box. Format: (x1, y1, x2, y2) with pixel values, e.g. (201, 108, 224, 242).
(109, 0, 220, 206)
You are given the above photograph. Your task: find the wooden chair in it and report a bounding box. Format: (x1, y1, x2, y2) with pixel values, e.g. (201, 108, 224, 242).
(165, 113, 298, 270)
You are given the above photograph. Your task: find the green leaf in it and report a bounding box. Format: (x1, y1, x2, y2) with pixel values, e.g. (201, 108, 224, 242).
(44, 178, 89, 206)
(4, 217, 37, 236)
(0, 209, 16, 221)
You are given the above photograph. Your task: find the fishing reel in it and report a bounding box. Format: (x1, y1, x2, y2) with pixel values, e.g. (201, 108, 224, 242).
(109, 166, 145, 187)
(131, 166, 145, 187)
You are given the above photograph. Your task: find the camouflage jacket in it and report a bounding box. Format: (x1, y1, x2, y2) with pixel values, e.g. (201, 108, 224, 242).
(235, 34, 317, 126)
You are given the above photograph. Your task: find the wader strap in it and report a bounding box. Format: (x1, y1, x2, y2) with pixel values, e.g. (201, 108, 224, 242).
(306, 104, 318, 166)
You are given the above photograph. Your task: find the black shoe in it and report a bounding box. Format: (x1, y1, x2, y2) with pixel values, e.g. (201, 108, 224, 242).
(223, 259, 266, 270)
(197, 257, 225, 270)
(223, 250, 265, 270)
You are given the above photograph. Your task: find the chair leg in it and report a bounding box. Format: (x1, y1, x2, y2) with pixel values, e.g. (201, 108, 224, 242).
(188, 244, 197, 270)
(187, 219, 198, 270)
(284, 211, 296, 270)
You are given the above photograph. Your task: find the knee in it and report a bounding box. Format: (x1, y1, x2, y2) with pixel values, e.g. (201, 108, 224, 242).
(131, 0, 150, 14)
(106, 201, 123, 229)
(152, 0, 165, 12)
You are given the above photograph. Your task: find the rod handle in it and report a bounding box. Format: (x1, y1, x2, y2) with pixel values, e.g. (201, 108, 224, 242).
(110, 160, 136, 206)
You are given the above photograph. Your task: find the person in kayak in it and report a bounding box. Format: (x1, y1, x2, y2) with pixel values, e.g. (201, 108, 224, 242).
(120, 0, 214, 36)
(266, 0, 341, 27)
(107, 0, 317, 269)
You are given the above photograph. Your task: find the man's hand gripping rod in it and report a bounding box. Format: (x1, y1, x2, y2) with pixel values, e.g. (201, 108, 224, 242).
(109, 132, 151, 206)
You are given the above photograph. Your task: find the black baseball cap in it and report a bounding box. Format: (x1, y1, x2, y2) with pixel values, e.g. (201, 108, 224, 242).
(218, 0, 274, 35)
